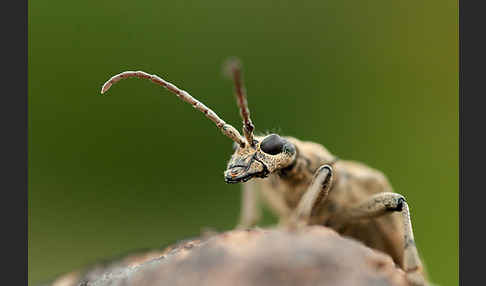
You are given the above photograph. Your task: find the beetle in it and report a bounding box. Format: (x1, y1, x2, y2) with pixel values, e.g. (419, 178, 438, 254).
(100, 58, 428, 286)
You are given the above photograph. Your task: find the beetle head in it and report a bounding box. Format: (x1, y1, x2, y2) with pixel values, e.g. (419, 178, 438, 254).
(224, 134, 297, 183)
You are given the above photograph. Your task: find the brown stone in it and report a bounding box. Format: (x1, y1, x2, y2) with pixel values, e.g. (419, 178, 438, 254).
(47, 226, 408, 286)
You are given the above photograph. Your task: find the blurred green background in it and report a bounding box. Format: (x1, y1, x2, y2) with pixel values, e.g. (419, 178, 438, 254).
(28, 0, 458, 285)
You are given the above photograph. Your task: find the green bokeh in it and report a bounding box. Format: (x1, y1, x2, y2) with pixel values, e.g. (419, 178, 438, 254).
(28, 1, 458, 285)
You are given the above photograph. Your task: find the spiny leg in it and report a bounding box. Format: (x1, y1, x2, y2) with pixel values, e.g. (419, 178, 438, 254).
(289, 165, 334, 228)
(236, 180, 261, 229)
(337, 192, 427, 286)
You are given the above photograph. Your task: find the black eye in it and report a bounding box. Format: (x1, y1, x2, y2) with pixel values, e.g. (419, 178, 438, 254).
(260, 134, 285, 155)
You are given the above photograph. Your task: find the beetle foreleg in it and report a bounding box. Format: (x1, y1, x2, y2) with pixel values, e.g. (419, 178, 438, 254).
(236, 180, 261, 229)
(289, 165, 334, 228)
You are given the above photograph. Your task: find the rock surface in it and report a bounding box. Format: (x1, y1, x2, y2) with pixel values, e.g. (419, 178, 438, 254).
(47, 226, 408, 286)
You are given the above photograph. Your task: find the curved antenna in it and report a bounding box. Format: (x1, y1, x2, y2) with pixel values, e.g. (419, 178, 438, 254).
(224, 58, 255, 147)
(100, 71, 246, 146)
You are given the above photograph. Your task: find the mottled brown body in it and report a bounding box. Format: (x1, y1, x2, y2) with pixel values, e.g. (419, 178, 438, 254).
(253, 136, 404, 267)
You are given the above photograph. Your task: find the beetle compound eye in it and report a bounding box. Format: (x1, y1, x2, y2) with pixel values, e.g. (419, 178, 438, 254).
(260, 134, 285, 155)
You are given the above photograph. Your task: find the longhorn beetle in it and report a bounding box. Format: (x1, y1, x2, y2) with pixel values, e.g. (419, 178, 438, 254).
(100, 58, 428, 286)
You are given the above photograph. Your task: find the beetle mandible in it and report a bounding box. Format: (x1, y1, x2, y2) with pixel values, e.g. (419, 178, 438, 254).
(100, 58, 428, 286)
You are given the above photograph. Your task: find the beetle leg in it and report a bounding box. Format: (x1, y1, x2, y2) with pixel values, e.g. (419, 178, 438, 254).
(337, 192, 427, 286)
(289, 165, 334, 227)
(236, 180, 261, 229)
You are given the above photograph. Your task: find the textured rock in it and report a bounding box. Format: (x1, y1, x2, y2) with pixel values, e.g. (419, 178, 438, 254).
(47, 226, 408, 286)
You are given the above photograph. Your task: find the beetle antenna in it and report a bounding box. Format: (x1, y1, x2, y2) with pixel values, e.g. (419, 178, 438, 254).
(100, 70, 246, 146)
(224, 58, 255, 147)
